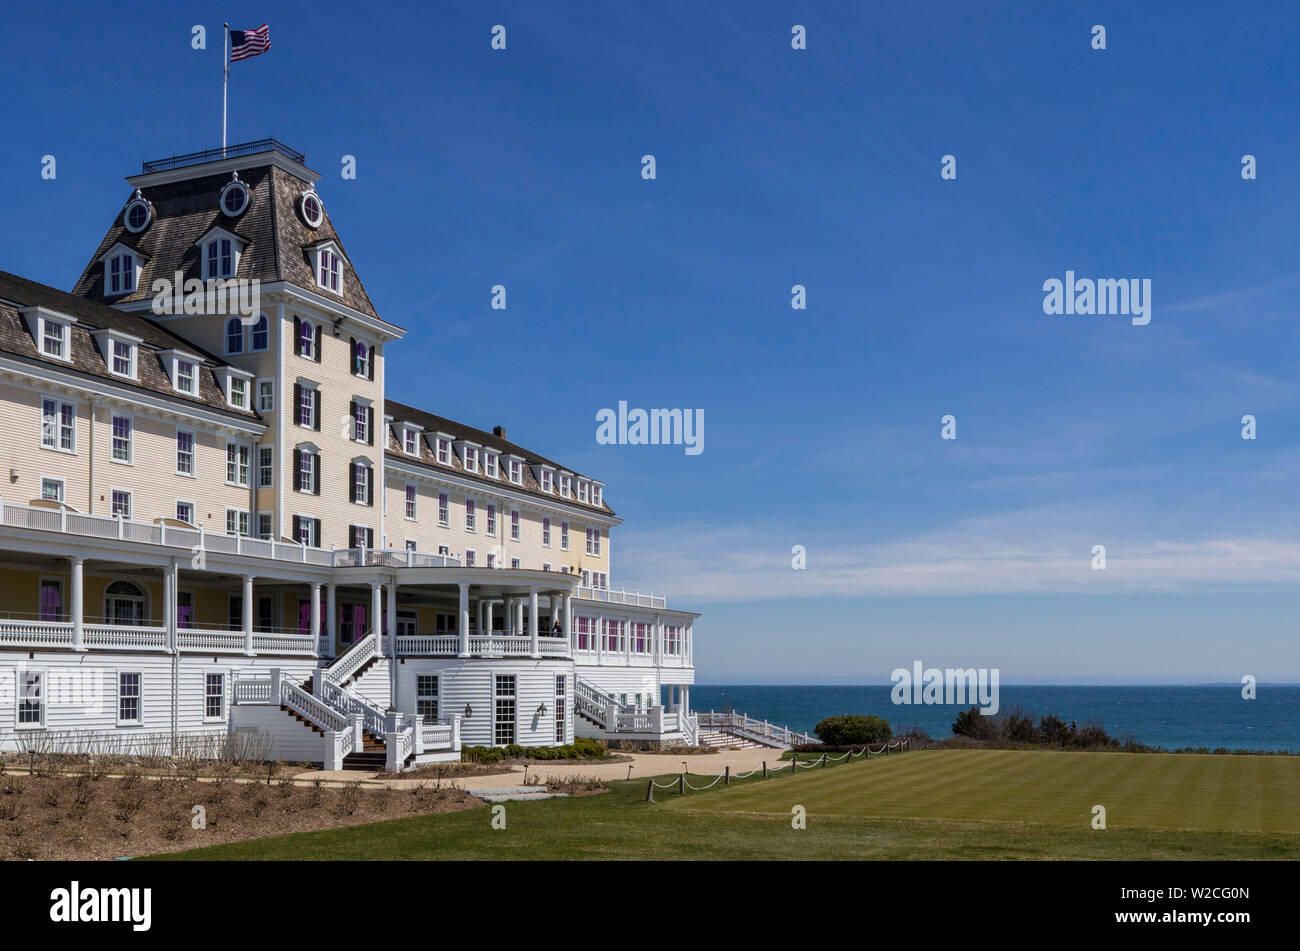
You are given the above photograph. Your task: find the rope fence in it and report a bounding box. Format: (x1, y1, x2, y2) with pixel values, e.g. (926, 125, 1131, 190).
(644, 738, 911, 801)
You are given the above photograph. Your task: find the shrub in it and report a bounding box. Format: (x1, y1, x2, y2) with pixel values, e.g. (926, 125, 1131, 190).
(814, 714, 893, 745)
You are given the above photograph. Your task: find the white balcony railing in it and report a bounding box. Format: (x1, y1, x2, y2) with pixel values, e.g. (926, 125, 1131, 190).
(574, 586, 667, 609)
(0, 496, 462, 572)
(394, 633, 572, 658)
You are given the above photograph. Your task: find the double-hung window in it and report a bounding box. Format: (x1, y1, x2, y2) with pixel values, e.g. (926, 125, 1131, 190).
(417, 676, 439, 720)
(40, 397, 75, 452)
(205, 673, 225, 720)
(226, 442, 250, 486)
(118, 672, 141, 724)
(176, 430, 195, 476)
(561, 521, 569, 550)
(465, 499, 476, 531)
(111, 490, 131, 518)
(18, 671, 43, 726)
(438, 493, 449, 526)
(511, 510, 520, 541)
(542, 517, 551, 546)
(486, 504, 496, 536)
(405, 484, 417, 519)
(257, 446, 274, 487)
(176, 359, 196, 395)
(435, 438, 451, 465)
(110, 415, 132, 463)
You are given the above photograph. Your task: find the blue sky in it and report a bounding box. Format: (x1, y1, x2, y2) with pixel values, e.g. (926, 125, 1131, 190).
(3, 1, 1300, 683)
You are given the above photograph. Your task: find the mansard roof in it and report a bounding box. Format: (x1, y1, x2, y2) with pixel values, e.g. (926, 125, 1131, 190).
(71, 158, 381, 321)
(0, 270, 260, 422)
(384, 398, 615, 517)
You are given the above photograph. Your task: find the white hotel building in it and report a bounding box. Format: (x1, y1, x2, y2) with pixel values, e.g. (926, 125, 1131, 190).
(0, 140, 699, 770)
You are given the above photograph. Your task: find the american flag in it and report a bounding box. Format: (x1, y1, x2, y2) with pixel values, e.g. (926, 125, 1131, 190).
(230, 24, 270, 62)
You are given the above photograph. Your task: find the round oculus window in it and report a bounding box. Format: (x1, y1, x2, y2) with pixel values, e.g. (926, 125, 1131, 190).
(300, 191, 323, 228)
(221, 181, 250, 217)
(124, 199, 151, 233)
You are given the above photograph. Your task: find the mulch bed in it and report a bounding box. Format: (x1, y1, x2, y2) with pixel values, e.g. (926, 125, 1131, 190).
(0, 770, 479, 861)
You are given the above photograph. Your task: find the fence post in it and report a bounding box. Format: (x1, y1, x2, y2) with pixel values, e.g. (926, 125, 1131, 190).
(724, 765, 730, 786)
(822, 752, 827, 768)
(644, 779, 654, 802)
(678, 773, 684, 795)
(762, 760, 767, 779)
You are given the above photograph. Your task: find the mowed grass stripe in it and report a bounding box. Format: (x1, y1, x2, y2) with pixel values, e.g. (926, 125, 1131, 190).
(669, 749, 1300, 833)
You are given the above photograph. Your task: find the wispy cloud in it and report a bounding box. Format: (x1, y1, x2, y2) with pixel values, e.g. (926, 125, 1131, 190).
(616, 514, 1300, 603)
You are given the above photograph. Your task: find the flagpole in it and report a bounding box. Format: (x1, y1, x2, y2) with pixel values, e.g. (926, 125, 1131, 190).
(222, 23, 229, 154)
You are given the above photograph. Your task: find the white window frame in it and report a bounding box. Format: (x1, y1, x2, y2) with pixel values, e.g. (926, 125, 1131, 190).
(16, 669, 45, 728)
(109, 339, 137, 379)
(110, 413, 133, 465)
(404, 483, 417, 520)
(559, 474, 571, 498)
(204, 672, 226, 722)
(175, 428, 196, 477)
(175, 500, 195, 525)
(175, 358, 198, 396)
(256, 378, 275, 412)
(463, 446, 479, 473)
(465, 498, 477, 532)
(40, 476, 65, 502)
(508, 459, 522, 486)
(40, 395, 76, 453)
(225, 508, 250, 536)
(510, 509, 520, 541)
(257, 445, 274, 488)
(540, 469, 554, 493)
(438, 492, 449, 527)
(484, 453, 498, 478)
(117, 671, 142, 725)
(110, 488, 132, 519)
(228, 376, 250, 410)
(225, 440, 251, 487)
(436, 437, 451, 465)
(561, 521, 569, 551)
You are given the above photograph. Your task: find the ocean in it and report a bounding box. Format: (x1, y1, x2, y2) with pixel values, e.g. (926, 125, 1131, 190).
(689, 685, 1300, 752)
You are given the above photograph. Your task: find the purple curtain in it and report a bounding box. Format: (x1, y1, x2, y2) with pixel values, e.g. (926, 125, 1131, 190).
(39, 582, 61, 622)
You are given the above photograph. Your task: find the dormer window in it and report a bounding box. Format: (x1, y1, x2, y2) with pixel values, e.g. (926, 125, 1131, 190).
(41, 319, 68, 360)
(402, 426, 419, 455)
(159, 349, 203, 397)
(507, 458, 523, 486)
(109, 253, 136, 294)
(229, 377, 249, 410)
(175, 359, 196, 395)
(220, 176, 250, 217)
(435, 437, 451, 465)
(484, 453, 498, 479)
(464, 446, 479, 473)
(98, 243, 147, 298)
(110, 340, 135, 378)
(207, 238, 235, 279)
(559, 473, 571, 498)
(593, 485, 603, 506)
(215, 368, 254, 412)
(578, 481, 589, 503)
(317, 248, 340, 293)
(539, 469, 554, 493)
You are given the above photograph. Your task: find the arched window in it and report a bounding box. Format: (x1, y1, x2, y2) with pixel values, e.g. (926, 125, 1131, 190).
(226, 317, 244, 354)
(250, 314, 268, 351)
(104, 580, 148, 626)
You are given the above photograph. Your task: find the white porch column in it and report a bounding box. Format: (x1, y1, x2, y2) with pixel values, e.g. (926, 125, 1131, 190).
(310, 582, 322, 654)
(564, 592, 573, 639)
(70, 556, 85, 651)
(458, 582, 470, 657)
(529, 585, 540, 658)
(625, 614, 632, 664)
(596, 613, 604, 663)
(242, 574, 254, 655)
(164, 561, 178, 652)
(386, 577, 397, 651)
(477, 599, 486, 636)
(370, 582, 384, 657)
(325, 583, 337, 657)
(515, 598, 524, 637)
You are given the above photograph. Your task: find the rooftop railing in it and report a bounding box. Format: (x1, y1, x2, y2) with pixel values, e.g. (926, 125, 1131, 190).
(574, 585, 667, 609)
(141, 138, 305, 173)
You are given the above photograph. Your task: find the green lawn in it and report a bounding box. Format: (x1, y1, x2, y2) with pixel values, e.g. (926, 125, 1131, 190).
(672, 749, 1300, 834)
(151, 749, 1300, 861)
